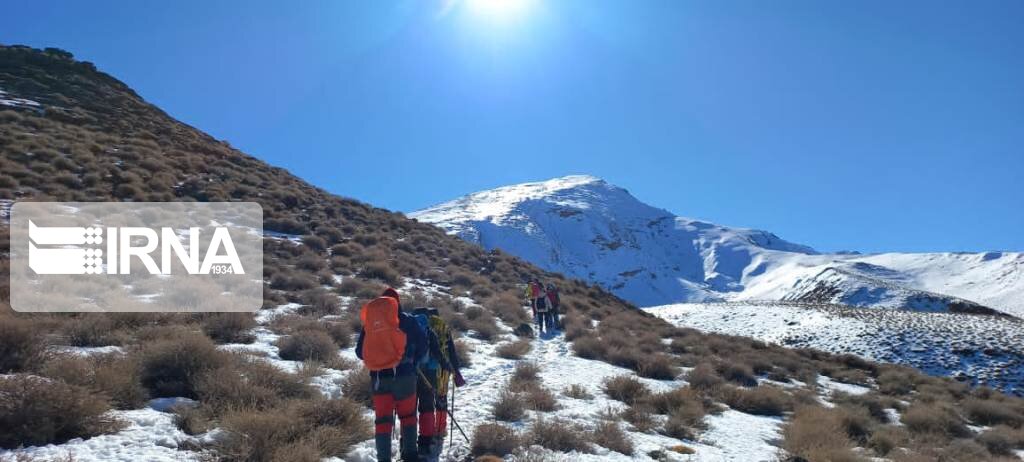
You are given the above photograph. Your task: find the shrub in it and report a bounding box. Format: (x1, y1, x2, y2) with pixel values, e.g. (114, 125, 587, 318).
(644, 387, 709, 416)
(299, 289, 340, 317)
(0, 374, 122, 448)
(867, 425, 907, 456)
(877, 369, 918, 396)
(963, 398, 1024, 427)
(782, 406, 859, 462)
(493, 388, 527, 422)
(662, 402, 709, 440)
(901, 404, 970, 439)
(572, 336, 607, 360)
(528, 418, 592, 453)
(638, 354, 677, 380)
(622, 404, 657, 432)
(603, 375, 651, 405)
(0, 316, 48, 372)
(359, 262, 401, 286)
(564, 384, 593, 400)
(214, 398, 371, 462)
(471, 423, 521, 457)
(137, 332, 229, 398)
(719, 363, 757, 387)
(489, 293, 530, 326)
(41, 354, 148, 409)
(341, 367, 373, 408)
(496, 339, 532, 360)
(686, 363, 724, 392)
(719, 386, 793, 416)
(524, 384, 560, 412)
(195, 356, 315, 412)
(511, 361, 541, 387)
(592, 421, 634, 455)
(202, 313, 256, 344)
(977, 425, 1024, 456)
(455, 339, 474, 368)
(276, 330, 339, 363)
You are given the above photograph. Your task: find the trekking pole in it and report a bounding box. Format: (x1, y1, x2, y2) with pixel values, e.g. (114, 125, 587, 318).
(416, 369, 470, 443)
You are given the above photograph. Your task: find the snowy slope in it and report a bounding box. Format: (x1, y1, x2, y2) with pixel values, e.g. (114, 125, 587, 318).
(412, 176, 1024, 317)
(649, 302, 1024, 395)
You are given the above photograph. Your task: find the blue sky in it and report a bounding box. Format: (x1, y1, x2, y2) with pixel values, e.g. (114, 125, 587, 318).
(4, 0, 1022, 253)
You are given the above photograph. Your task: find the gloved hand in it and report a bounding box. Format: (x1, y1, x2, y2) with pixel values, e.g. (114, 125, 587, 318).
(454, 370, 467, 387)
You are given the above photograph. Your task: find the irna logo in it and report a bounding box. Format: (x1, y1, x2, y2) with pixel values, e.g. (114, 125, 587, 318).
(28, 221, 244, 275)
(10, 202, 263, 313)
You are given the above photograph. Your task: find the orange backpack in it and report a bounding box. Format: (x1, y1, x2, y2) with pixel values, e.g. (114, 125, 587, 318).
(360, 296, 407, 371)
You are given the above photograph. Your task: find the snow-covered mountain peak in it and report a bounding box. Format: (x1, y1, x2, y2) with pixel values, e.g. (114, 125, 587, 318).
(413, 177, 1024, 317)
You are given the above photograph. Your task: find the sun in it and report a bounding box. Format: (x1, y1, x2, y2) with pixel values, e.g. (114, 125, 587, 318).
(464, 0, 534, 22)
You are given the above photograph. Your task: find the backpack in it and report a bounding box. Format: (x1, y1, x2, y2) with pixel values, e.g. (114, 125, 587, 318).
(412, 313, 435, 368)
(359, 296, 407, 371)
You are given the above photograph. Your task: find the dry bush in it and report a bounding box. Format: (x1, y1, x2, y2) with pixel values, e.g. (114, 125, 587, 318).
(201, 313, 256, 344)
(643, 387, 711, 416)
(686, 363, 724, 392)
(877, 368, 919, 396)
(0, 374, 122, 448)
(496, 339, 532, 359)
(529, 418, 592, 454)
(214, 398, 371, 462)
(603, 375, 651, 405)
(592, 420, 634, 455)
(136, 332, 229, 398)
(901, 404, 970, 439)
(455, 339, 474, 368)
(719, 386, 793, 416)
(195, 356, 315, 412)
(471, 423, 522, 458)
(40, 354, 148, 409)
(340, 367, 373, 408)
(524, 384, 560, 412)
(637, 354, 677, 380)
(977, 425, 1024, 456)
(270, 272, 318, 291)
(276, 330, 339, 363)
(572, 336, 607, 360)
(493, 387, 527, 422)
(718, 362, 757, 387)
(782, 406, 861, 462)
(465, 313, 500, 342)
(564, 384, 593, 400)
(867, 425, 908, 457)
(511, 361, 541, 388)
(963, 398, 1024, 427)
(0, 316, 48, 372)
(299, 289, 340, 317)
(489, 292, 530, 326)
(622, 404, 657, 432)
(358, 262, 401, 286)
(62, 314, 129, 347)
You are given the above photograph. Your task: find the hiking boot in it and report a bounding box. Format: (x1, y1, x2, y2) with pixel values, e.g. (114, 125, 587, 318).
(375, 434, 392, 461)
(400, 425, 418, 461)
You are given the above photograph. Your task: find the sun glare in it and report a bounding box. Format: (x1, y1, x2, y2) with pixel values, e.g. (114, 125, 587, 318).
(465, 0, 534, 22)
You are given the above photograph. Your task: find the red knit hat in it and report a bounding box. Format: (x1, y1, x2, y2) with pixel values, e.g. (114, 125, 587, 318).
(381, 287, 400, 304)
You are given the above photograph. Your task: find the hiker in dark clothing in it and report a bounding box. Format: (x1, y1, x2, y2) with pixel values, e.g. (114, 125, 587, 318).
(356, 288, 428, 462)
(546, 283, 561, 330)
(411, 308, 466, 462)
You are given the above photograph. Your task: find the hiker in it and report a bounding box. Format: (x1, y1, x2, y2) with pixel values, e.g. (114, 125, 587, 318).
(545, 283, 561, 330)
(529, 279, 546, 329)
(356, 288, 428, 462)
(534, 283, 551, 333)
(411, 308, 467, 462)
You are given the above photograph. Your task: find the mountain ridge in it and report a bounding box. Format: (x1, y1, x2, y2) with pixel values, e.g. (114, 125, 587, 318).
(413, 175, 1024, 317)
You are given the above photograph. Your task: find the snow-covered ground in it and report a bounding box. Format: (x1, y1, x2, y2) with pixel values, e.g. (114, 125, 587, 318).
(648, 302, 1024, 395)
(412, 175, 1024, 317)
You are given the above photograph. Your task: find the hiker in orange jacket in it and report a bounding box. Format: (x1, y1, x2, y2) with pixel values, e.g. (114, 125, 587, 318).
(356, 288, 428, 461)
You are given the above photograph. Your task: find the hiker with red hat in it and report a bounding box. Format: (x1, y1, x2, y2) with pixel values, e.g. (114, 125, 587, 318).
(356, 288, 428, 461)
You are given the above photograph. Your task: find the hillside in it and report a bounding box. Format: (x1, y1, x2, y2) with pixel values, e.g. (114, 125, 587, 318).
(4, 46, 1024, 462)
(412, 175, 1024, 317)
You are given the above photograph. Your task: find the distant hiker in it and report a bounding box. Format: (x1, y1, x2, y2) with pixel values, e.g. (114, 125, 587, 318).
(546, 283, 561, 330)
(411, 308, 467, 462)
(356, 288, 428, 462)
(533, 282, 552, 333)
